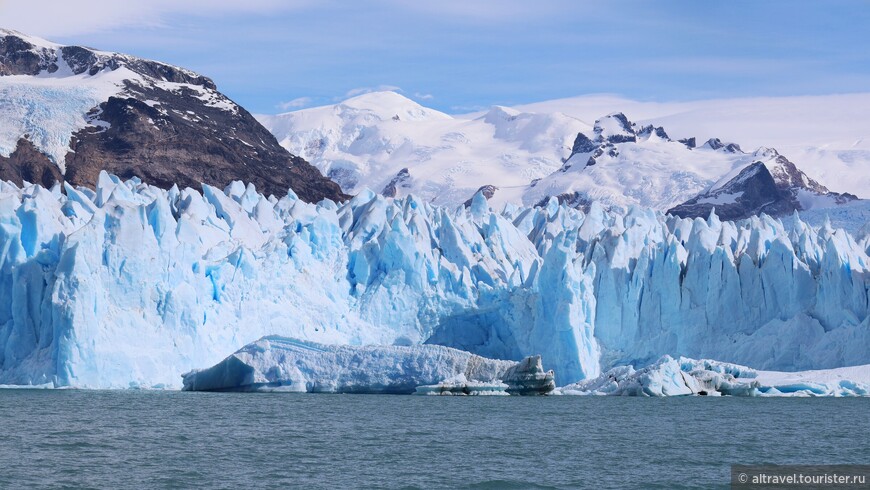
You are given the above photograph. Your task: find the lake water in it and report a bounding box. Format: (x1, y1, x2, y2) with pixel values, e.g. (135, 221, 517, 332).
(0, 391, 867, 489)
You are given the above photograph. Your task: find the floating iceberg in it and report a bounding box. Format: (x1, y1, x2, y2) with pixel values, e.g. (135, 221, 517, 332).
(558, 356, 870, 397)
(181, 336, 555, 395)
(0, 173, 868, 388)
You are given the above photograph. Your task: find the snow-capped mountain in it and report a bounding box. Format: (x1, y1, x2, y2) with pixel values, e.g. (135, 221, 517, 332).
(669, 149, 857, 221)
(0, 29, 344, 202)
(522, 112, 760, 210)
(261, 91, 863, 217)
(516, 93, 870, 201)
(257, 91, 588, 206)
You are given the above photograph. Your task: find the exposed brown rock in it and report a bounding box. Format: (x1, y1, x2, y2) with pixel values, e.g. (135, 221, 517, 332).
(60, 84, 347, 202)
(0, 139, 63, 188)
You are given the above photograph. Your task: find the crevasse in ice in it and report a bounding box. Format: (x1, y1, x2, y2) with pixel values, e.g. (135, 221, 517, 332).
(0, 172, 868, 388)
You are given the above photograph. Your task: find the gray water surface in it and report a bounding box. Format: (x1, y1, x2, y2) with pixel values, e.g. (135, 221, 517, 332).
(0, 391, 867, 489)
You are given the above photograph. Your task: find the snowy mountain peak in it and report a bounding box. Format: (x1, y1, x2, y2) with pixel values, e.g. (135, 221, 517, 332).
(0, 28, 213, 87)
(753, 146, 780, 159)
(593, 112, 636, 143)
(337, 91, 450, 122)
(636, 124, 670, 141)
(0, 28, 61, 76)
(669, 151, 857, 221)
(702, 137, 743, 153)
(668, 162, 785, 220)
(259, 93, 588, 205)
(0, 28, 59, 47)
(481, 105, 522, 123)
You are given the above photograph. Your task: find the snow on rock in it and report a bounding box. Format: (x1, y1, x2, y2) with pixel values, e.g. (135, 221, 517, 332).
(0, 67, 133, 168)
(2, 30, 343, 202)
(515, 93, 870, 200)
(181, 335, 554, 395)
(669, 149, 857, 221)
(524, 113, 824, 213)
(558, 356, 870, 397)
(0, 174, 869, 389)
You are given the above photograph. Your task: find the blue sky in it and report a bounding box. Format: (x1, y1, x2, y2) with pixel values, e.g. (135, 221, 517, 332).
(3, 0, 869, 114)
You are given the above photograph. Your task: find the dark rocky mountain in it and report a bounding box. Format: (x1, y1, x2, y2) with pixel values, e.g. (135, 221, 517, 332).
(668, 150, 857, 221)
(702, 138, 743, 153)
(678, 137, 696, 149)
(0, 29, 346, 202)
(562, 112, 671, 169)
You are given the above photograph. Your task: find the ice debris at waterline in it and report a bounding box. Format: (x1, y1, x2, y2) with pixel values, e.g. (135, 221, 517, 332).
(557, 356, 870, 397)
(181, 336, 555, 395)
(1, 172, 870, 388)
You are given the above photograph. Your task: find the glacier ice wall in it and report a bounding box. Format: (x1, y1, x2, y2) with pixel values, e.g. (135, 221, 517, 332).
(0, 173, 868, 388)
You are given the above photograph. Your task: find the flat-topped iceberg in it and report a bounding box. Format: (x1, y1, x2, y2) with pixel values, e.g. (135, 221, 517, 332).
(181, 336, 555, 395)
(558, 356, 870, 397)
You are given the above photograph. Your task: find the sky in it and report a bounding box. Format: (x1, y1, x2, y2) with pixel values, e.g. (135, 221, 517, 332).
(1, 0, 868, 114)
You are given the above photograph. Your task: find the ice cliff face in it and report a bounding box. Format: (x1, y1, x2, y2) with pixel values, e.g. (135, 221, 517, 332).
(0, 174, 868, 388)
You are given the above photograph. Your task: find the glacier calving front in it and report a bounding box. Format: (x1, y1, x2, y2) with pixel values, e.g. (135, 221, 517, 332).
(0, 173, 869, 388)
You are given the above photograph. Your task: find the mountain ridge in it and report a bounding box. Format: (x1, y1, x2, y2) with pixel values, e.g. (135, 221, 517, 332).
(263, 93, 860, 218)
(0, 29, 345, 202)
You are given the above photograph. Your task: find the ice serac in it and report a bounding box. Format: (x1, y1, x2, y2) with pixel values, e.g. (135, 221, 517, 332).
(181, 336, 554, 395)
(0, 173, 869, 388)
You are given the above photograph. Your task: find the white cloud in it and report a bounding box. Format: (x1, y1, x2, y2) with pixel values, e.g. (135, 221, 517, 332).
(0, 0, 580, 39)
(277, 97, 313, 111)
(0, 0, 313, 37)
(378, 0, 572, 23)
(342, 85, 402, 99)
(414, 92, 434, 100)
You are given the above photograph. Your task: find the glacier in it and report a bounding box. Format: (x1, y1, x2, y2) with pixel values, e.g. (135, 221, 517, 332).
(180, 336, 555, 395)
(0, 68, 132, 168)
(0, 172, 869, 388)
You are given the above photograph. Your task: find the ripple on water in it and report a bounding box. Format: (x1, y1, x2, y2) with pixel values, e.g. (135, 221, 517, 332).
(0, 392, 867, 489)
